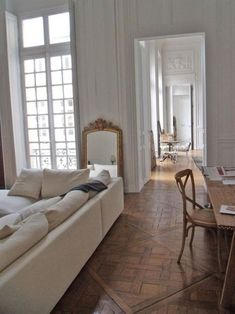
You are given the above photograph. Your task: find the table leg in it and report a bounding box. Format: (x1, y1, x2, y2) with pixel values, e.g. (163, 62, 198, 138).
(220, 231, 235, 307)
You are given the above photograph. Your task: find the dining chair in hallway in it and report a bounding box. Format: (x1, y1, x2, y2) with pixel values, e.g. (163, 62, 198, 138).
(175, 168, 221, 268)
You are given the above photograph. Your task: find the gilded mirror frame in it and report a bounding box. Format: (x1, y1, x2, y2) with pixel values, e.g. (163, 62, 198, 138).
(82, 118, 123, 177)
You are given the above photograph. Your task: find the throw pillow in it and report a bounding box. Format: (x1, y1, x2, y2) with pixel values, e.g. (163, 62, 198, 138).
(93, 169, 111, 186)
(8, 168, 43, 200)
(94, 164, 117, 177)
(87, 170, 111, 199)
(41, 168, 90, 198)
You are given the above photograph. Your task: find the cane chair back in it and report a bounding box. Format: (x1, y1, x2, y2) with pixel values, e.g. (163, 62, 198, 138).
(175, 168, 218, 263)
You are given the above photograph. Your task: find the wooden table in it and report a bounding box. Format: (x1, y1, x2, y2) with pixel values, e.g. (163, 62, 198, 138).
(160, 140, 179, 162)
(207, 180, 235, 307)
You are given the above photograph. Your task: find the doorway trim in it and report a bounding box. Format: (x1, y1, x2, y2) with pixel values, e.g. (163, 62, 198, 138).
(134, 32, 207, 189)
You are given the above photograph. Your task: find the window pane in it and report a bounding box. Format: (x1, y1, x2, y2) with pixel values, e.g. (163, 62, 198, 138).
(36, 73, 46, 86)
(30, 157, 41, 168)
(25, 74, 35, 87)
(51, 71, 62, 85)
(68, 157, 77, 169)
(64, 84, 73, 98)
(29, 143, 39, 155)
(52, 85, 63, 99)
(64, 99, 74, 112)
(67, 142, 76, 155)
(49, 12, 70, 44)
(35, 58, 45, 72)
(50, 56, 62, 70)
(53, 100, 64, 113)
(40, 149, 50, 156)
(65, 114, 74, 127)
(54, 115, 65, 127)
(39, 129, 50, 142)
(56, 143, 66, 156)
(24, 60, 34, 73)
(38, 115, 49, 128)
(41, 157, 51, 168)
(23, 17, 44, 48)
(26, 102, 37, 114)
(66, 128, 75, 141)
(37, 101, 48, 114)
(62, 55, 71, 69)
(40, 142, 50, 150)
(63, 70, 72, 83)
(55, 128, 65, 141)
(27, 116, 38, 128)
(28, 129, 38, 142)
(36, 87, 47, 100)
(68, 142, 75, 149)
(40, 143, 51, 156)
(26, 88, 36, 101)
(56, 157, 68, 169)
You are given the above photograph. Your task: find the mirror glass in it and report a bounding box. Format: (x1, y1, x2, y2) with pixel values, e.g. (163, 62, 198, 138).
(82, 118, 123, 177)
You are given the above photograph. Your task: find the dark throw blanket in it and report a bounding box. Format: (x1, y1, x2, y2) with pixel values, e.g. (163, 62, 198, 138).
(61, 180, 107, 197)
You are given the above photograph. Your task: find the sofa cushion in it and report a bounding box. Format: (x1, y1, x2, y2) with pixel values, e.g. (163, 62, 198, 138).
(41, 169, 90, 198)
(93, 169, 111, 186)
(0, 213, 21, 239)
(44, 190, 89, 231)
(0, 195, 36, 218)
(8, 169, 43, 200)
(94, 164, 117, 177)
(0, 213, 48, 272)
(18, 196, 62, 220)
(87, 170, 111, 199)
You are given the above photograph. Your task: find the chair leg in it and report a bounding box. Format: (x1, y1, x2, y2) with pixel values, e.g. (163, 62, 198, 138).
(178, 221, 187, 263)
(189, 226, 195, 246)
(217, 228, 223, 272)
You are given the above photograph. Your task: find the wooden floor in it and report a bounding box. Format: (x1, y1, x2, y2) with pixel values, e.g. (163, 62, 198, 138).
(52, 153, 235, 314)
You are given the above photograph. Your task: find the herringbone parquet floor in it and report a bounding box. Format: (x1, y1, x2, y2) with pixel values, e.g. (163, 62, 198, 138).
(52, 152, 235, 314)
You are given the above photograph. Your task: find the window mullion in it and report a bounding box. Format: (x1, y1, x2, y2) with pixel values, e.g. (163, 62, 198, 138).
(44, 14, 56, 168)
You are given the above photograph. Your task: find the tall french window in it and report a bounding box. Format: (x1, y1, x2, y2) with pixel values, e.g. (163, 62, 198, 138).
(20, 11, 77, 169)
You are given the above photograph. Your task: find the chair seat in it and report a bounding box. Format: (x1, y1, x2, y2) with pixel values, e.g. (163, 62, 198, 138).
(189, 208, 217, 227)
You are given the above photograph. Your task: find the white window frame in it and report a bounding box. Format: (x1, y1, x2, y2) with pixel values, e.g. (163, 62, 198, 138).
(18, 5, 79, 169)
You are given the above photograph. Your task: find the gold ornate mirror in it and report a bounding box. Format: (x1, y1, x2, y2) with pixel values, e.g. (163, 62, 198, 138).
(82, 118, 123, 177)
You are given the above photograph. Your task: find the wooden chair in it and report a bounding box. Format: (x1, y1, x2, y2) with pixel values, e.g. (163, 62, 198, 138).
(175, 168, 221, 267)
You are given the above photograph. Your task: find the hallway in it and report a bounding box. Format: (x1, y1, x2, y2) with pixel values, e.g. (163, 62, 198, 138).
(52, 153, 233, 313)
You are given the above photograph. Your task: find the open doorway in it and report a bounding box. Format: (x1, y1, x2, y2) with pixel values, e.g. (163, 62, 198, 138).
(135, 33, 206, 187)
(165, 84, 194, 148)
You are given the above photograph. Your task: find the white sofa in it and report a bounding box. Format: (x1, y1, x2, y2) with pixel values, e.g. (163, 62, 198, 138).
(0, 169, 124, 314)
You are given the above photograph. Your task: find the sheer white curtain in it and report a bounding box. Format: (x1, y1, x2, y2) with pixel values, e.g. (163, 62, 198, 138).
(0, 9, 26, 187)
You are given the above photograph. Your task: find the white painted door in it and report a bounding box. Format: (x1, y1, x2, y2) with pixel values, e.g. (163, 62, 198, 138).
(172, 85, 191, 142)
(135, 41, 152, 189)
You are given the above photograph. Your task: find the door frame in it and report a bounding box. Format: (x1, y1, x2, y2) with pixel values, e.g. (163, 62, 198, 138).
(134, 32, 206, 189)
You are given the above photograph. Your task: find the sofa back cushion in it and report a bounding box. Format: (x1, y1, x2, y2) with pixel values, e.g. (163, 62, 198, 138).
(8, 169, 43, 200)
(18, 196, 62, 220)
(44, 190, 89, 231)
(0, 213, 48, 272)
(41, 168, 90, 198)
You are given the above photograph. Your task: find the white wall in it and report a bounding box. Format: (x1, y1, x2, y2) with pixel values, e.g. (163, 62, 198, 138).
(75, 0, 235, 188)
(122, 0, 235, 168)
(8, 0, 67, 14)
(3, 0, 235, 190)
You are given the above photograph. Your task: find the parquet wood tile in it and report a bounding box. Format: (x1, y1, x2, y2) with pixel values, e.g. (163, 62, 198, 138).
(52, 153, 235, 314)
